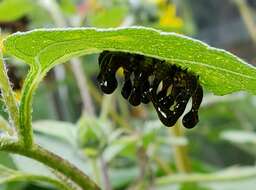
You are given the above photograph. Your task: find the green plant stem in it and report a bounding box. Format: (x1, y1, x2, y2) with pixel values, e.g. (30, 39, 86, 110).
(99, 96, 113, 190)
(91, 159, 101, 185)
(0, 137, 100, 190)
(99, 156, 112, 190)
(19, 67, 40, 148)
(4, 1, 98, 188)
(0, 52, 19, 134)
(170, 120, 191, 173)
(15, 63, 100, 189)
(100, 95, 113, 120)
(156, 168, 256, 185)
(153, 155, 173, 175)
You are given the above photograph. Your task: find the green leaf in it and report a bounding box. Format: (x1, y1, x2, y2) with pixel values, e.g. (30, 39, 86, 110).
(220, 130, 256, 156)
(3, 27, 256, 146)
(110, 167, 139, 188)
(156, 166, 256, 186)
(0, 0, 33, 22)
(180, 183, 212, 190)
(103, 135, 138, 162)
(0, 164, 71, 190)
(77, 115, 110, 156)
(221, 130, 256, 144)
(33, 120, 77, 145)
(0, 152, 14, 166)
(4, 27, 256, 95)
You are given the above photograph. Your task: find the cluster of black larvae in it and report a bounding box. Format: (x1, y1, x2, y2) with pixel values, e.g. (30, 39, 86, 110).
(97, 51, 203, 128)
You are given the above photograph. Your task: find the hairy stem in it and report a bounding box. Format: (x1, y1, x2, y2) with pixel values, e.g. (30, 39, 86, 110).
(0, 52, 19, 134)
(19, 67, 40, 148)
(6, 1, 99, 187)
(0, 138, 100, 190)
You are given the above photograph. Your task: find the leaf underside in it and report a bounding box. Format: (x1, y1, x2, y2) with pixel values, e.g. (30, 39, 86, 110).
(3, 27, 256, 95)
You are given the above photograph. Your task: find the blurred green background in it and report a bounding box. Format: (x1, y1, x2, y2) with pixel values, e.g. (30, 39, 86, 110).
(1, 0, 256, 190)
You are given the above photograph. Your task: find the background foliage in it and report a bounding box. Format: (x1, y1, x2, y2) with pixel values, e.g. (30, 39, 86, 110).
(1, 0, 256, 190)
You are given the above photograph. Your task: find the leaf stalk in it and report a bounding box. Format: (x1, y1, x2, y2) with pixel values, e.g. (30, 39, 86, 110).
(0, 137, 100, 190)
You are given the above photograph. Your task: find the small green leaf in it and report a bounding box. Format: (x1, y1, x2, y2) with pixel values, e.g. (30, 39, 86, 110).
(221, 130, 256, 144)
(0, 164, 71, 190)
(33, 120, 76, 145)
(103, 135, 138, 162)
(77, 115, 108, 154)
(4, 27, 256, 95)
(156, 166, 256, 185)
(221, 130, 256, 156)
(0, 0, 33, 22)
(110, 167, 139, 188)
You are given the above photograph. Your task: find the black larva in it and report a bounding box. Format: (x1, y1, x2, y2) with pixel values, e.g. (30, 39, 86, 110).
(97, 51, 203, 128)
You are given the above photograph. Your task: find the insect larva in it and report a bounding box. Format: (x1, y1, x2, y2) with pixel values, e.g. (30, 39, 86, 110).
(97, 51, 203, 128)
